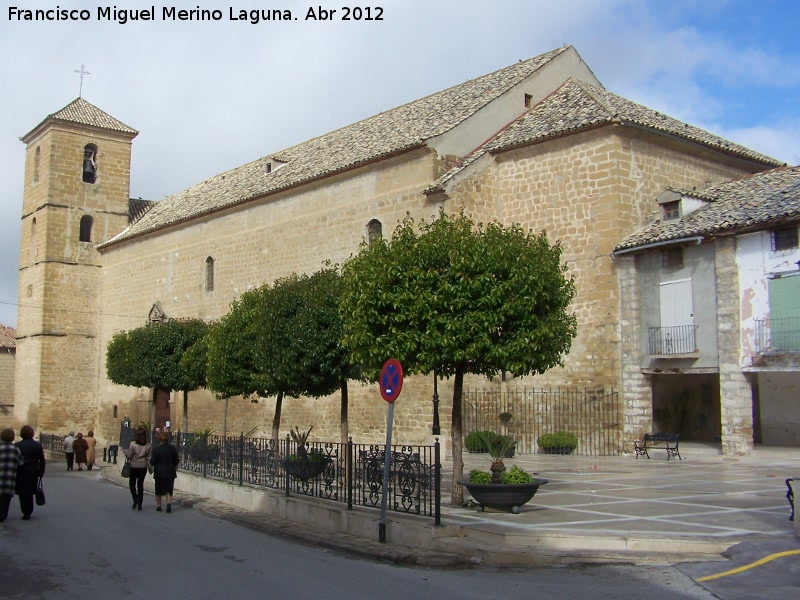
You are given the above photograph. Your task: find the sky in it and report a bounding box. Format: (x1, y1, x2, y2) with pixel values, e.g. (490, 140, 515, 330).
(0, 0, 798, 329)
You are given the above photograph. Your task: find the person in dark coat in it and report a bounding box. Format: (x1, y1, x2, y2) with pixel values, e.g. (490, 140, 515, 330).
(0, 428, 23, 522)
(149, 430, 179, 513)
(15, 425, 46, 520)
(73, 432, 89, 471)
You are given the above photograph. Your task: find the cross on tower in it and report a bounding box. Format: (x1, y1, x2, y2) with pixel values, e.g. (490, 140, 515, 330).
(73, 64, 91, 97)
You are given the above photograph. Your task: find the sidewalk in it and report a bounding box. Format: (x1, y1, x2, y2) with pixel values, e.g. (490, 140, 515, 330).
(101, 443, 800, 567)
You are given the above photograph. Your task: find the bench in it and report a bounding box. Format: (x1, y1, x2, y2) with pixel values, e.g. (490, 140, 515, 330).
(634, 432, 681, 460)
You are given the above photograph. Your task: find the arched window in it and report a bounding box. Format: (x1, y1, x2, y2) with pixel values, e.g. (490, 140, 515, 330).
(79, 215, 93, 242)
(367, 219, 382, 244)
(205, 257, 215, 292)
(82, 143, 98, 184)
(34, 146, 40, 183)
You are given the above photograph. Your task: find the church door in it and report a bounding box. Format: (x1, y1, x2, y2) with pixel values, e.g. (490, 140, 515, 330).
(155, 388, 171, 430)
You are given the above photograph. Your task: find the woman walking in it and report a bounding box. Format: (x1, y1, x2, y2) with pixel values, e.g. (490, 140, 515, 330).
(0, 428, 23, 522)
(85, 431, 97, 471)
(73, 432, 89, 471)
(15, 425, 46, 520)
(150, 430, 180, 513)
(123, 428, 151, 511)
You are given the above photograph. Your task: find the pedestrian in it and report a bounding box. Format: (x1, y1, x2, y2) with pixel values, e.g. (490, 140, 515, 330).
(73, 432, 89, 471)
(15, 425, 46, 520)
(0, 428, 23, 522)
(123, 428, 151, 511)
(63, 431, 76, 471)
(85, 431, 97, 471)
(150, 430, 180, 513)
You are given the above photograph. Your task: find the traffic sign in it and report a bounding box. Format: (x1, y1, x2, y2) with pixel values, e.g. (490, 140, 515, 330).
(379, 358, 403, 403)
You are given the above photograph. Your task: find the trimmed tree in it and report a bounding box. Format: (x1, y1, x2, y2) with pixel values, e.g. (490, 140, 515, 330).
(340, 211, 577, 505)
(205, 268, 359, 444)
(106, 318, 209, 430)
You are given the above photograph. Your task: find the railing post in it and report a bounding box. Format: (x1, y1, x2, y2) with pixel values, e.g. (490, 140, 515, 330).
(284, 434, 290, 497)
(434, 438, 441, 526)
(238, 432, 244, 486)
(203, 433, 208, 478)
(347, 437, 353, 511)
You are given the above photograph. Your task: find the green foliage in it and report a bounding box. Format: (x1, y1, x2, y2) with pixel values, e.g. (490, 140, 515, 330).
(289, 425, 314, 446)
(465, 430, 494, 452)
(501, 465, 534, 484)
(537, 431, 578, 449)
(468, 469, 492, 484)
(468, 465, 533, 484)
(340, 210, 577, 381)
(106, 319, 209, 392)
(205, 268, 359, 401)
(476, 431, 516, 462)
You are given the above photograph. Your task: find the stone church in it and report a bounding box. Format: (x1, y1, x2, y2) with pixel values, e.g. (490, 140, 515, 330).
(12, 46, 787, 456)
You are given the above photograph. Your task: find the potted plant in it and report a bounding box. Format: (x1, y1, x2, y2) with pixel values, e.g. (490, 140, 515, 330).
(459, 432, 548, 513)
(283, 425, 330, 481)
(537, 431, 578, 454)
(465, 430, 516, 457)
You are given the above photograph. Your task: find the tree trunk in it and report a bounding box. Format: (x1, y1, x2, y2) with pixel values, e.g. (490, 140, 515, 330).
(182, 390, 189, 434)
(150, 387, 157, 430)
(340, 379, 349, 446)
(450, 365, 465, 506)
(271, 391, 284, 446)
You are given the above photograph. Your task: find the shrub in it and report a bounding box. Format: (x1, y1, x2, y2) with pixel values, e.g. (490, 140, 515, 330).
(468, 469, 492, 484)
(537, 431, 578, 452)
(501, 465, 534, 484)
(465, 430, 496, 452)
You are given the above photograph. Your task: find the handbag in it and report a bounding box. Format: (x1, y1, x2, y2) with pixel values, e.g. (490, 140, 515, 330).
(121, 459, 131, 478)
(35, 477, 45, 506)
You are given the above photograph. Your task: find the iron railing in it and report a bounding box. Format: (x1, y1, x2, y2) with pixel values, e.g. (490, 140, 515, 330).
(176, 432, 441, 523)
(754, 318, 800, 353)
(463, 387, 622, 455)
(648, 325, 698, 355)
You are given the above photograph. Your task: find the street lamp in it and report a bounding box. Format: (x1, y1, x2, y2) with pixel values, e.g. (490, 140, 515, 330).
(432, 369, 440, 435)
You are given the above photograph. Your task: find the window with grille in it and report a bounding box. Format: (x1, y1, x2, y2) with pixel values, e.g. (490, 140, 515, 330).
(662, 247, 683, 269)
(771, 228, 798, 251)
(663, 201, 680, 221)
(205, 257, 215, 292)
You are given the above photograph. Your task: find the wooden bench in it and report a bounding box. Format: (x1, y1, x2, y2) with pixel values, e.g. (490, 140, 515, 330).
(634, 432, 681, 460)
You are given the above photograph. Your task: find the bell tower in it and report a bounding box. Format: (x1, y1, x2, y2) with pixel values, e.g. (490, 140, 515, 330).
(15, 98, 138, 433)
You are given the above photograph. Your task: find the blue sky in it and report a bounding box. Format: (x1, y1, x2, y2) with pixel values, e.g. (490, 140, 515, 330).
(0, 0, 798, 328)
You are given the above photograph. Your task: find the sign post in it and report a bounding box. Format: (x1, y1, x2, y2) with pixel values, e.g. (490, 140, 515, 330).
(378, 358, 403, 543)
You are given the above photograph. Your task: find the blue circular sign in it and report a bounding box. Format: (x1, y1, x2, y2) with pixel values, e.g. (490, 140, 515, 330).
(379, 359, 404, 403)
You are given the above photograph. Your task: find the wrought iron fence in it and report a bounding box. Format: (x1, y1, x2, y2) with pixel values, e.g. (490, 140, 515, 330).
(176, 432, 441, 523)
(754, 318, 800, 353)
(40, 433, 63, 454)
(463, 387, 622, 455)
(648, 325, 698, 355)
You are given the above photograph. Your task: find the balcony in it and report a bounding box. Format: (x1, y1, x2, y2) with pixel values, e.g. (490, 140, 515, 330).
(754, 318, 800, 353)
(648, 325, 698, 356)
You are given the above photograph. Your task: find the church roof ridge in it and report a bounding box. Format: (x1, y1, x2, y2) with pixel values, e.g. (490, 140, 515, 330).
(102, 46, 572, 246)
(425, 78, 783, 194)
(487, 79, 782, 164)
(22, 97, 138, 141)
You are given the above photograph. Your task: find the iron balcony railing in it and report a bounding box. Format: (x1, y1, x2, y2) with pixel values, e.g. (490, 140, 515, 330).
(648, 325, 698, 355)
(754, 317, 800, 353)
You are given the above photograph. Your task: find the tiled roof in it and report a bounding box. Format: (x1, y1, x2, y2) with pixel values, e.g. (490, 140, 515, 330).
(128, 198, 155, 224)
(0, 325, 16, 349)
(615, 166, 800, 252)
(102, 47, 571, 246)
(427, 79, 783, 194)
(24, 97, 138, 139)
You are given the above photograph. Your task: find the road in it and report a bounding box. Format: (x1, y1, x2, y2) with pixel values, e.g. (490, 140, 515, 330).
(1, 469, 721, 599)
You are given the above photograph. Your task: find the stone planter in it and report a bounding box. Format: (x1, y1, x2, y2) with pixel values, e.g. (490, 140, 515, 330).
(539, 446, 576, 455)
(283, 458, 330, 481)
(459, 479, 549, 513)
